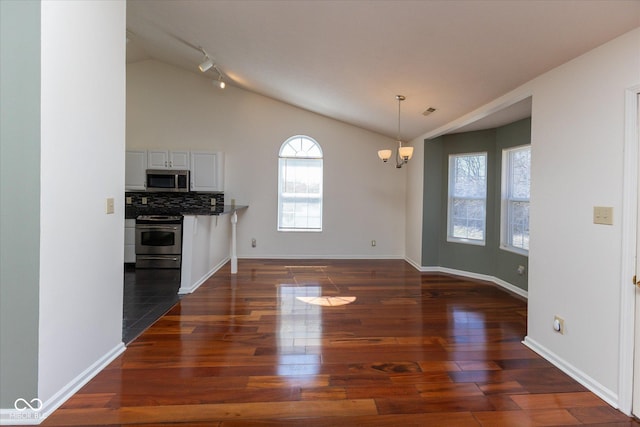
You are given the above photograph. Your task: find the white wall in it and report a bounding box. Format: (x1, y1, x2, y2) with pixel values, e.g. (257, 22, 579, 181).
(127, 60, 407, 259)
(38, 0, 126, 413)
(415, 27, 640, 409)
(525, 28, 639, 405)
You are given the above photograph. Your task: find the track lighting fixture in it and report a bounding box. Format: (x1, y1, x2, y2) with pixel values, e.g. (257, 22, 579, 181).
(199, 57, 213, 72)
(198, 47, 214, 72)
(213, 65, 225, 89)
(198, 47, 226, 89)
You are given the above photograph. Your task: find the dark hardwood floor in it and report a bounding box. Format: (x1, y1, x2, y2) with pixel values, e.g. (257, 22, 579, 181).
(44, 259, 638, 426)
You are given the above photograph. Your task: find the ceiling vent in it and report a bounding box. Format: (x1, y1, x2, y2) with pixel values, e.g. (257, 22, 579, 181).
(422, 107, 437, 116)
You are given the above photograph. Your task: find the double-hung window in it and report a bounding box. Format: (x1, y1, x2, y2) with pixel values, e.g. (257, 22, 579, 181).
(278, 135, 323, 232)
(447, 152, 487, 245)
(501, 145, 531, 254)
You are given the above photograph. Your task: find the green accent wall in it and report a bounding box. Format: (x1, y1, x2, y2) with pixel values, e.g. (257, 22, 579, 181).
(422, 118, 531, 291)
(0, 0, 41, 408)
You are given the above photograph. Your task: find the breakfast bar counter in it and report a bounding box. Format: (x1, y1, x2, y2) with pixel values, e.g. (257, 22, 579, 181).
(179, 205, 248, 294)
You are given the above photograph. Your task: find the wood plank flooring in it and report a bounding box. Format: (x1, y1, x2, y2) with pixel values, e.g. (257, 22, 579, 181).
(42, 259, 639, 426)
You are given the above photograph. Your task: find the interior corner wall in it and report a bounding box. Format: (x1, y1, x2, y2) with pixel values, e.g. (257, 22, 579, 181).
(421, 119, 530, 291)
(422, 136, 443, 266)
(405, 136, 425, 267)
(0, 0, 41, 410)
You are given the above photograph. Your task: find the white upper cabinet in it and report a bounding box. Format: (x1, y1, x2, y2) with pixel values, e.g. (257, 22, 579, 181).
(191, 151, 224, 192)
(147, 150, 190, 169)
(125, 150, 147, 191)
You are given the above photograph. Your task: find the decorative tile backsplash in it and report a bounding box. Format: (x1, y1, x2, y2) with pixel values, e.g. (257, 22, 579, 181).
(125, 192, 224, 218)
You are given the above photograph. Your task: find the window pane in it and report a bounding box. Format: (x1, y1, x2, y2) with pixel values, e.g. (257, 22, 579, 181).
(451, 198, 485, 240)
(279, 135, 323, 158)
(502, 146, 531, 253)
(448, 153, 487, 244)
(510, 148, 531, 199)
(509, 201, 529, 250)
(452, 154, 486, 198)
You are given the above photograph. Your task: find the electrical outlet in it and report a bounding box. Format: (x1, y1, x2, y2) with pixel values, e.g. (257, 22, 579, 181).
(593, 206, 613, 225)
(106, 198, 115, 214)
(126, 197, 132, 205)
(553, 315, 565, 334)
(371, 240, 376, 247)
(517, 265, 525, 275)
(251, 238, 256, 248)
(141, 197, 148, 205)
(211, 198, 217, 206)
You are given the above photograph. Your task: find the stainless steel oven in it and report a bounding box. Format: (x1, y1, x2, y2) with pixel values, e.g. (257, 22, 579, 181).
(135, 215, 183, 269)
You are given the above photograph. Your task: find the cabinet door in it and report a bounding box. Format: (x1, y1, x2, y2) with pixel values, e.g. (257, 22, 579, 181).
(148, 150, 190, 169)
(191, 151, 224, 192)
(125, 150, 147, 191)
(147, 150, 169, 169)
(124, 219, 136, 263)
(169, 151, 190, 169)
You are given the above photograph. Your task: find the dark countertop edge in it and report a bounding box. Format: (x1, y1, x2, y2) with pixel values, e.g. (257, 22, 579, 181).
(125, 205, 248, 219)
(182, 205, 248, 217)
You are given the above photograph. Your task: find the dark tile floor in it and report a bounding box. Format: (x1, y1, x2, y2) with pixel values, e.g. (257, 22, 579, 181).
(122, 264, 181, 344)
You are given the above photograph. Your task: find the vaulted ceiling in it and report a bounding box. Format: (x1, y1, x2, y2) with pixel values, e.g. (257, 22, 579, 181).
(126, 0, 640, 140)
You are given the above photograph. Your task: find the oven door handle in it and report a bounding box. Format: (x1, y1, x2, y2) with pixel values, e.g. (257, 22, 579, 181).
(136, 225, 179, 231)
(137, 256, 179, 261)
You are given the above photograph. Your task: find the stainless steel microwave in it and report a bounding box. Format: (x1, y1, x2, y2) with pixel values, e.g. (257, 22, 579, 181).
(146, 169, 189, 192)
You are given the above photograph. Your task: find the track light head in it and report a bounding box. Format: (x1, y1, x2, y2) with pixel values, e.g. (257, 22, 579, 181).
(199, 57, 213, 72)
(213, 76, 226, 89)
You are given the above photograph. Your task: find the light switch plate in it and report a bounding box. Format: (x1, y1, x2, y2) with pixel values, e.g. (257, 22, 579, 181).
(106, 198, 115, 214)
(593, 206, 613, 225)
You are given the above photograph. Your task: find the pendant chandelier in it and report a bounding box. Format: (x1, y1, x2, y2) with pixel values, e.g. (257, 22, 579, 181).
(378, 95, 414, 168)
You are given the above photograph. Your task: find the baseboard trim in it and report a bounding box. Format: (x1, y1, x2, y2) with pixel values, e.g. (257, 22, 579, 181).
(178, 257, 230, 295)
(238, 255, 404, 260)
(0, 342, 125, 425)
(523, 336, 619, 408)
(417, 265, 528, 299)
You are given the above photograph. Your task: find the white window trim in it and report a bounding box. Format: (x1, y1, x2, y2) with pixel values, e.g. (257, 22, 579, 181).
(500, 144, 530, 256)
(277, 135, 323, 232)
(447, 152, 488, 246)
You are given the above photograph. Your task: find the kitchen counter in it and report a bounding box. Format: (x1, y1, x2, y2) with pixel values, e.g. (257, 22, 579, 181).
(125, 205, 247, 219)
(182, 205, 248, 216)
(179, 204, 248, 293)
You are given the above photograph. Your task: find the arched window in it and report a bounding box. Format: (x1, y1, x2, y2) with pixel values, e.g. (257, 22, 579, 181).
(278, 135, 323, 231)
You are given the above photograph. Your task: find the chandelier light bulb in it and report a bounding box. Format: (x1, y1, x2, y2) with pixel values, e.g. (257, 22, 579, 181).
(378, 149, 392, 162)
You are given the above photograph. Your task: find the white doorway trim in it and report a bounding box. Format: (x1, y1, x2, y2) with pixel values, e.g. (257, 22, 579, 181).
(619, 84, 640, 415)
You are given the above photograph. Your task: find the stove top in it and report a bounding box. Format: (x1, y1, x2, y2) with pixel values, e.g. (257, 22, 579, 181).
(136, 214, 183, 224)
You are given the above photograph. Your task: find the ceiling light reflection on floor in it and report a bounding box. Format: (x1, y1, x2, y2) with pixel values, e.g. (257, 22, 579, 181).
(295, 296, 356, 307)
